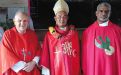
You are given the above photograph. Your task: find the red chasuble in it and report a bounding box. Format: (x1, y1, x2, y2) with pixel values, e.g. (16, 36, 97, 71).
(41, 25, 81, 75)
(82, 21, 121, 75)
(0, 27, 41, 75)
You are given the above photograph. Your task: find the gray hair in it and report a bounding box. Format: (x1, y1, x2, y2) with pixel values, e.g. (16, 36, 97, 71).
(97, 2, 111, 11)
(14, 10, 28, 19)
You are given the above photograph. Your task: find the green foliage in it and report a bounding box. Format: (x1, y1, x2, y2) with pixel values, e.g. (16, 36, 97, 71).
(0, 22, 8, 30)
(0, 20, 14, 30)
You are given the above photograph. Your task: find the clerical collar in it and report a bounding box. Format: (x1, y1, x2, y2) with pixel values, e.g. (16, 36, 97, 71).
(59, 26, 67, 31)
(99, 21, 109, 27)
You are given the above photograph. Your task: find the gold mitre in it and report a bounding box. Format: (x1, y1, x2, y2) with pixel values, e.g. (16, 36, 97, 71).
(53, 0, 69, 15)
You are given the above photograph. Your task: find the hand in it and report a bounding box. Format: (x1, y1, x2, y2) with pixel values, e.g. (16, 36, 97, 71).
(22, 61, 36, 72)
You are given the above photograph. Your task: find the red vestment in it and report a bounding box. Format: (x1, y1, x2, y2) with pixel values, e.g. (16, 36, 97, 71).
(41, 25, 81, 75)
(0, 27, 41, 75)
(82, 21, 121, 75)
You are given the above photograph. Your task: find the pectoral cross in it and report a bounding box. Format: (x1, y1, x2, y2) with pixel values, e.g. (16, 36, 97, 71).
(22, 48, 26, 61)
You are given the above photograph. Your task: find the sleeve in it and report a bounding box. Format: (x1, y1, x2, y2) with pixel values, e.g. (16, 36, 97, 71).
(32, 56, 40, 65)
(81, 30, 88, 75)
(33, 32, 42, 66)
(11, 61, 26, 73)
(0, 31, 20, 74)
(42, 66, 50, 75)
(41, 33, 50, 72)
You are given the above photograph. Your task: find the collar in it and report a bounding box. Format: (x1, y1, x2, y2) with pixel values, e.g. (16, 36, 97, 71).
(99, 21, 109, 27)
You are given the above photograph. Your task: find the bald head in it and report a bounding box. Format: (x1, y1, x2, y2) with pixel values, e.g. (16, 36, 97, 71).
(14, 11, 28, 20)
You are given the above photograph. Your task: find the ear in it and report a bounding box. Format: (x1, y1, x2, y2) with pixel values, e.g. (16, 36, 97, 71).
(67, 16, 69, 20)
(109, 11, 111, 16)
(95, 11, 98, 17)
(54, 16, 56, 21)
(13, 19, 15, 23)
(13, 19, 16, 25)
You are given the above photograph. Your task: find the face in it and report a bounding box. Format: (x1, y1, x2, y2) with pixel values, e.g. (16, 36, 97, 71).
(96, 5, 111, 24)
(54, 11, 68, 27)
(13, 13, 29, 34)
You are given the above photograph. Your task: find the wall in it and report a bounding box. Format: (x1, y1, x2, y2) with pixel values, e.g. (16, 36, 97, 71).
(0, 0, 28, 30)
(0, 0, 28, 7)
(30, 0, 121, 29)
